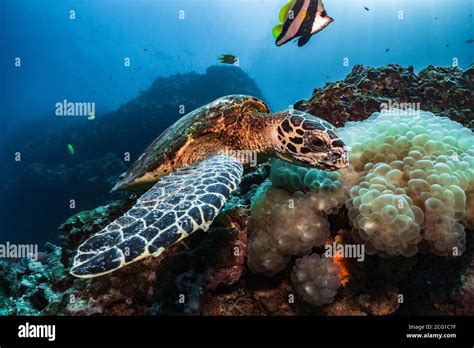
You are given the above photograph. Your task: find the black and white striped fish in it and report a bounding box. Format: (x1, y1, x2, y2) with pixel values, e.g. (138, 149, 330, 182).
(275, 0, 334, 47)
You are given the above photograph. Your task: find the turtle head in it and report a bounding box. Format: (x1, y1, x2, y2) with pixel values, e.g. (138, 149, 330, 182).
(271, 110, 348, 171)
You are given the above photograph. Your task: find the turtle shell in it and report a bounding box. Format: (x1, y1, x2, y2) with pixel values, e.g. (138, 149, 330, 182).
(113, 95, 269, 192)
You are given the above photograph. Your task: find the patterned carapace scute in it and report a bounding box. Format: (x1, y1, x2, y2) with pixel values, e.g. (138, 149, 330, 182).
(70, 154, 243, 278)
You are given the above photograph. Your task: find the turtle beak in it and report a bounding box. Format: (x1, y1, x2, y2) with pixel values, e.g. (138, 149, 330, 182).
(318, 148, 349, 170)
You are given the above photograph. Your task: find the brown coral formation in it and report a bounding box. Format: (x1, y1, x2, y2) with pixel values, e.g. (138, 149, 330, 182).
(295, 64, 474, 129)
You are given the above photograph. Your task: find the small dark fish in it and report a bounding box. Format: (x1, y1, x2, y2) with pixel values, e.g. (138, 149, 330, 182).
(143, 48, 148, 51)
(108, 76, 112, 80)
(218, 54, 238, 64)
(92, 90, 96, 94)
(385, 48, 390, 53)
(326, 76, 330, 79)
(446, 43, 450, 47)
(435, 17, 438, 20)
(364, 6, 369, 11)
(466, 39, 474, 44)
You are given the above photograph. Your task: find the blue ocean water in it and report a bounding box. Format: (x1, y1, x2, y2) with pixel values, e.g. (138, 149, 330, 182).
(0, 0, 472, 245)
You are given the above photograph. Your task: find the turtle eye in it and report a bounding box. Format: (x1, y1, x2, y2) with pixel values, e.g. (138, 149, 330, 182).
(309, 137, 326, 149)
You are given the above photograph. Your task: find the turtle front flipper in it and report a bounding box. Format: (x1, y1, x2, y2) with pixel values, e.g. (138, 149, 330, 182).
(70, 154, 243, 278)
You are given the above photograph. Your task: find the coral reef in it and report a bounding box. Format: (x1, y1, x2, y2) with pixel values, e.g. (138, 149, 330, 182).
(0, 243, 69, 316)
(295, 64, 474, 129)
(270, 159, 350, 214)
(247, 160, 353, 301)
(0, 167, 263, 316)
(1, 64, 472, 316)
(341, 110, 473, 257)
(452, 255, 474, 315)
(291, 254, 341, 306)
(247, 183, 330, 275)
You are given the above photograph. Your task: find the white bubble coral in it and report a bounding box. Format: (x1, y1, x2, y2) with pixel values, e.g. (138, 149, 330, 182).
(342, 110, 474, 257)
(248, 183, 330, 275)
(270, 160, 348, 214)
(291, 254, 341, 306)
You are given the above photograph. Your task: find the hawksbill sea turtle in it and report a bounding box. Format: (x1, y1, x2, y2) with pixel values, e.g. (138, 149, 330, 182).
(70, 95, 348, 278)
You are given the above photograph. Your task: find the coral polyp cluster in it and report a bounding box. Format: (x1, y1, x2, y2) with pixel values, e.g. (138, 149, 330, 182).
(247, 159, 352, 277)
(342, 110, 474, 257)
(291, 254, 341, 306)
(347, 173, 424, 257)
(270, 160, 348, 214)
(247, 183, 330, 275)
(249, 108, 473, 307)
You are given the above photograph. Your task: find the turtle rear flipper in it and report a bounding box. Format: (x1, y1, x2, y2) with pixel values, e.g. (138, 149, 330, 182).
(70, 154, 243, 278)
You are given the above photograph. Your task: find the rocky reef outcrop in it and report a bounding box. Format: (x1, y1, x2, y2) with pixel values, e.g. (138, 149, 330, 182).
(294, 64, 474, 129)
(1, 64, 472, 316)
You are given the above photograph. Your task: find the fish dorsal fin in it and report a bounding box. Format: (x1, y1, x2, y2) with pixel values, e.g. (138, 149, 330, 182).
(310, 0, 334, 35)
(318, 0, 326, 13)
